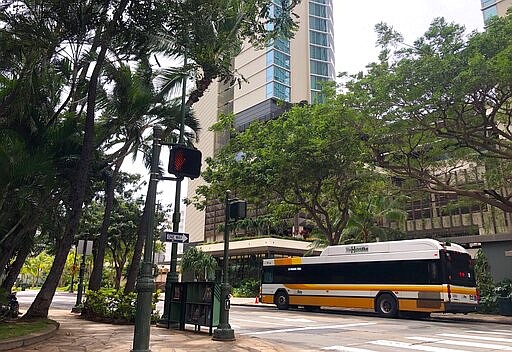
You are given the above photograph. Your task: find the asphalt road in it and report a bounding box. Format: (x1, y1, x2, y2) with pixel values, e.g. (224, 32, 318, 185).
(16, 291, 512, 351)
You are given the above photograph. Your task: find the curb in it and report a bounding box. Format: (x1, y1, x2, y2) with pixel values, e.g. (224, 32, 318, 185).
(0, 319, 60, 351)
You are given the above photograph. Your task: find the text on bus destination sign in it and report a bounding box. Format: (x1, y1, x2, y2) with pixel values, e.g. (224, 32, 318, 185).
(345, 245, 369, 254)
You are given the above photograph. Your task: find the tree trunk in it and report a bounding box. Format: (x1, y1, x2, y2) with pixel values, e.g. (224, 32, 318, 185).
(124, 200, 150, 293)
(89, 150, 128, 290)
(23, 0, 131, 319)
(1, 233, 34, 291)
(88, 172, 115, 290)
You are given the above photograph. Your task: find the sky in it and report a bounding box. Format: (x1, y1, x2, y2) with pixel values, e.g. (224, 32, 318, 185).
(332, 0, 485, 76)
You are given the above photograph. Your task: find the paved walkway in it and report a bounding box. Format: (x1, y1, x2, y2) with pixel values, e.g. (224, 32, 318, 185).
(6, 298, 512, 351)
(8, 307, 287, 352)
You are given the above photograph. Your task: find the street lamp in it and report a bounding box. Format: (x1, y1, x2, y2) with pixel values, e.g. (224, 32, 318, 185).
(213, 190, 235, 341)
(71, 236, 90, 313)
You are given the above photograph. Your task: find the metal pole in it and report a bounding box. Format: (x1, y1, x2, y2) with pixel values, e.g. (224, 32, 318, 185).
(132, 126, 161, 352)
(159, 55, 187, 327)
(72, 240, 87, 313)
(212, 190, 235, 341)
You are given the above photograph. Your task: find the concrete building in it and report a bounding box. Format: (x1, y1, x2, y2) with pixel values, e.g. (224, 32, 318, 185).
(481, 0, 512, 23)
(185, 0, 335, 251)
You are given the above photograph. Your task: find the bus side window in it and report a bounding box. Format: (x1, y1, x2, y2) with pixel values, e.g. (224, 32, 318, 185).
(429, 262, 438, 283)
(262, 269, 273, 284)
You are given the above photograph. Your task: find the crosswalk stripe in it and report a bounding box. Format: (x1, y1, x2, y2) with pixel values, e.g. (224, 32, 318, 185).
(322, 346, 375, 352)
(439, 333, 512, 343)
(231, 317, 290, 326)
(369, 340, 470, 352)
(465, 330, 512, 335)
(407, 336, 512, 350)
(240, 322, 376, 336)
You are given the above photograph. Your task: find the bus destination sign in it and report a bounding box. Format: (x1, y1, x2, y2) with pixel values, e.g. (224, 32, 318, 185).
(345, 245, 369, 254)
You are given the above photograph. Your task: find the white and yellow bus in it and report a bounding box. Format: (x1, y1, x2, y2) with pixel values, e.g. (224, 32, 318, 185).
(260, 239, 478, 317)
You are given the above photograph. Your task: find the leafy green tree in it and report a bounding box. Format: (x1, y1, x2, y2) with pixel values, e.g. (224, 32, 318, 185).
(347, 15, 512, 213)
(181, 247, 218, 281)
(194, 92, 380, 245)
(474, 249, 497, 313)
(20, 252, 53, 287)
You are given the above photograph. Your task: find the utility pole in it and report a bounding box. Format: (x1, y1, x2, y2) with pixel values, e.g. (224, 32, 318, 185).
(132, 126, 161, 352)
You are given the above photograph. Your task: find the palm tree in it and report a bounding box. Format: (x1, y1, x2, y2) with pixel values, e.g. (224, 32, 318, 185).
(341, 194, 408, 244)
(88, 57, 199, 290)
(181, 247, 218, 282)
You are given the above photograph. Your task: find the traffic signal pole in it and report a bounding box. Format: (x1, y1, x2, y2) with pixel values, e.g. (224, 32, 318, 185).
(132, 126, 161, 352)
(159, 55, 188, 328)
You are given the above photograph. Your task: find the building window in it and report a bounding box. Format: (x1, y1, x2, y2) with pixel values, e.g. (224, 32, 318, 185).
(310, 45, 328, 61)
(309, 16, 327, 31)
(273, 82, 290, 101)
(483, 5, 498, 22)
(310, 60, 329, 76)
(309, 2, 327, 17)
(274, 50, 290, 69)
(310, 31, 328, 46)
(481, 0, 495, 7)
(274, 66, 290, 85)
(311, 75, 328, 91)
(274, 37, 290, 53)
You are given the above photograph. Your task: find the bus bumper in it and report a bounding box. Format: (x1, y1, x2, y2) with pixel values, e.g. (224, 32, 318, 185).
(444, 302, 478, 313)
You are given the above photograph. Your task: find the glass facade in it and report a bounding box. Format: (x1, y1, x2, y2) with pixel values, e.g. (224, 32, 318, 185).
(309, 0, 334, 102)
(265, 0, 334, 103)
(266, 1, 292, 101)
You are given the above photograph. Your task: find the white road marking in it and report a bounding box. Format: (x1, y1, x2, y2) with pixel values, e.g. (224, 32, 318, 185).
(438, 333, 512, 343)
(322, 346, 375, 352)
(231, 318, 290, 326)
(240, 322, 377, 336)
(465, 330, 512, 335)
(407, 336, 512, 350)
(369, 340, 470, 352)
(259, 315, 315, 323)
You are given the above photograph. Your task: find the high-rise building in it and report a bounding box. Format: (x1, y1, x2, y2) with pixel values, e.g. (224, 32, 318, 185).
(481, 0, 512, 23)
(185, 0, 335, 245)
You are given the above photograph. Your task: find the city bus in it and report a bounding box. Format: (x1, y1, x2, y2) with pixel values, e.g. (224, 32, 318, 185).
(260, 239, 478, 317)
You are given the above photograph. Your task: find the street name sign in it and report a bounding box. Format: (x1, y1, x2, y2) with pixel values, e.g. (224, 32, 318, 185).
(160, 231, 189, 243)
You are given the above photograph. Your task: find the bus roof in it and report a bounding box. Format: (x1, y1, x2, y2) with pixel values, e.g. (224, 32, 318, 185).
(263, 239, 468, 267)
(320, 239, 466, 257)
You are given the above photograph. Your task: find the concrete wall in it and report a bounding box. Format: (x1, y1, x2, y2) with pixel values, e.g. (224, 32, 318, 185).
(481, 241, 512, 282)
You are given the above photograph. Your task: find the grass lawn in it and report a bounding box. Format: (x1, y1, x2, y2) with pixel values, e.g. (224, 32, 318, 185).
(0, 319, 54, 340)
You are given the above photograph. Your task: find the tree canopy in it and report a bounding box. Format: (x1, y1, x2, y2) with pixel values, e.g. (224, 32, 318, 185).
(194, 91, 384, 245)
(347, 14, 512, 213)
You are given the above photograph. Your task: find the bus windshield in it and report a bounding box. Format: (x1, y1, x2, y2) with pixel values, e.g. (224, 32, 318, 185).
(446, 251, 476, 287)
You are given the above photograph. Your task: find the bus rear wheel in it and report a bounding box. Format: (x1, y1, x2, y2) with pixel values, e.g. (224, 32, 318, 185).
(275, 291, 289, 310)
(376, 294, 398, 317)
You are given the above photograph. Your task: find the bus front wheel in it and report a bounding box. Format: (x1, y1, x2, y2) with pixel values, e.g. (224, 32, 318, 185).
(376, 294, 398, 317)
(275, 291, 289, 310)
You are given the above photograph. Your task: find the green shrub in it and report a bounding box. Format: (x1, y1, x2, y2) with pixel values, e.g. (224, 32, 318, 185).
(495, 279, 512, 298)
(82, 288, 160, 323)
(232, 279, 260, 297)
(474, 250, 498, 314)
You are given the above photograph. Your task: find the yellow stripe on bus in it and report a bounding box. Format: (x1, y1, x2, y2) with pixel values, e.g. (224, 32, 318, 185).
(283, 284, 476, 295)
(289, 295, 374, 309)
(273, 257, 303, 266)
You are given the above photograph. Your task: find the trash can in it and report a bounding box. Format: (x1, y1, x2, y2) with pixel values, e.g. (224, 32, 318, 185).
(497, 297, 512, 316)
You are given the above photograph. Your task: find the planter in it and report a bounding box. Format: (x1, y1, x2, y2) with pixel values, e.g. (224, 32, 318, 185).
(497, 297, 512, 316)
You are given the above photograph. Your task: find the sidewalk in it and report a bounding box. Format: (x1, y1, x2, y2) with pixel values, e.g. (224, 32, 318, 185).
(7, 307, 288, 352)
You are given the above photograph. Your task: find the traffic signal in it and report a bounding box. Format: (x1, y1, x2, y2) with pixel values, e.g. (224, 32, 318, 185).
(168, 145, 202, 179)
